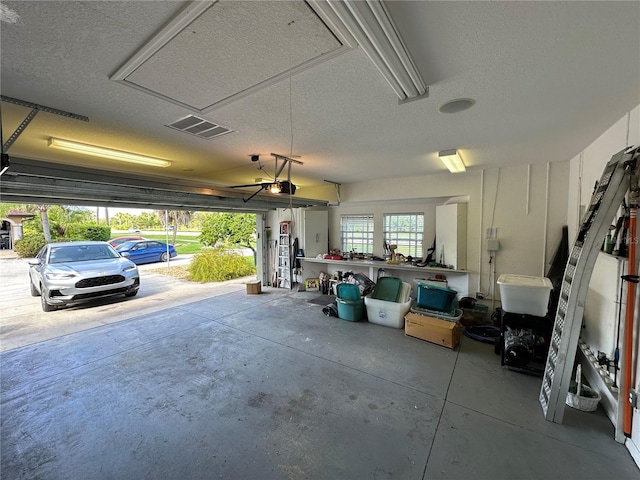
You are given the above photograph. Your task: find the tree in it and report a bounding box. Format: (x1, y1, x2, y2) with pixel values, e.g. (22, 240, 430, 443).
(46, 205, 94, 237)
(111, 212, 136, 229)
(0, 203, 30, 218)
(35, 204, 52, 243)
(189, 212, 207, 231)
(200, 212, 257, 260)
(4, 204, 103, 242)
(154, 210, 193, 244)
(137, 211, 161, 230)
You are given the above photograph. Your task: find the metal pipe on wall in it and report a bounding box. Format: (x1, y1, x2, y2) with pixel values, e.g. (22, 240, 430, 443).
(623, 207, 637, 437)
(577, 152, 584, 233)
(542, 163, 550, 276)
(478, 169, 484, 294)
(624, 148, 640, 437)
(526, 163, 531, 215)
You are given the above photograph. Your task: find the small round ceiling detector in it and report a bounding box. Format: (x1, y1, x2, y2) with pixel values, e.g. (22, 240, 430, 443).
(438, 98, 476, 114)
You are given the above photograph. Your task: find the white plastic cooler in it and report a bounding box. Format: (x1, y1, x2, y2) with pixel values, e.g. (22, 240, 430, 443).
(497, 274, 553, 317)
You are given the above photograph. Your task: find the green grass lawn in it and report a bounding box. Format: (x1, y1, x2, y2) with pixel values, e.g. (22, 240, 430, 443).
(111, 231, 254, 256)
(141, 233, 202, 254)
(111, 231, 202, 254)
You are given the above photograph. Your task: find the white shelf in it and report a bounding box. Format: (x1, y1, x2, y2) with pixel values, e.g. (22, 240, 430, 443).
(277, 222, 292, 289)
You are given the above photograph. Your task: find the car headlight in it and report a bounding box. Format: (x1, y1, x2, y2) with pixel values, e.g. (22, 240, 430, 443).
(123, 265, 137, 273)
(45, 272, 77, 280)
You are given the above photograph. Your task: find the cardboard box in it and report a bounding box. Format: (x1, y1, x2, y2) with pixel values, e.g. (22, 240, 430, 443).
(246, 280, 262, 294)
(404, 312, 463, 349)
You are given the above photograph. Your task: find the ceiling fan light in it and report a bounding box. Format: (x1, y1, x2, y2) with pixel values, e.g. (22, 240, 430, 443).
(438, 149, 466, 173)
(270, 183, 281, 194)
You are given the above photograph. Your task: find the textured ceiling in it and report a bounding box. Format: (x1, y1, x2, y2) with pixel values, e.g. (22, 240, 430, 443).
(122, 1, 342, 110)
(1, 0, 639, 201)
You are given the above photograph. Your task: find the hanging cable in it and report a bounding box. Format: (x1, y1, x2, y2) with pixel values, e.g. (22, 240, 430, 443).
(288, 38, 294, 159)
(287, 20, 295, 211)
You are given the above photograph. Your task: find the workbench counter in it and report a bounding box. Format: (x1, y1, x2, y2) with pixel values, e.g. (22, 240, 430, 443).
(299, 257, 470, 296)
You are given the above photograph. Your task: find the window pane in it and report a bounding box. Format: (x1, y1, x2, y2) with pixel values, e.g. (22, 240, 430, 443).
(341, 215, 374, 254)
(383, 213, 424, 258)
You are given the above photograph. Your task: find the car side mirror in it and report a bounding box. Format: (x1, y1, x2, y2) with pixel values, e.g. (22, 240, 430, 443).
(120, 252, 130, 258)
(28, 258, 41, 266)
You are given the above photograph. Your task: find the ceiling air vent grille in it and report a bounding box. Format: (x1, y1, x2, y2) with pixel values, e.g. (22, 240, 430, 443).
(166, 115, 233, 139)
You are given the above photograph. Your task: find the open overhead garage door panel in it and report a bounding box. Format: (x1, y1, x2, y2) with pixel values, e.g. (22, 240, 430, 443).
(1, 158, 327, 212)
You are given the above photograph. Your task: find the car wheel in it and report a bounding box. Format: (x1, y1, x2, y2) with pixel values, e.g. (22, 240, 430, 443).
(160, 252, 169, 262)
(30, 279, 40, 297)
(40, 289, 57, 312)
(125, 289, 139, 298)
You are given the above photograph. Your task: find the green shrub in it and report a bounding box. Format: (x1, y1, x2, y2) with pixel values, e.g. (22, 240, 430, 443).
(188, 248, 256, 282)
(14, 233, 46, 258)
(65, 224, 111, 241)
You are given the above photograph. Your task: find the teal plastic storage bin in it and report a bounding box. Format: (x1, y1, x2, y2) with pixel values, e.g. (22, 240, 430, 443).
(370, 277, 403, 302)
(336, 282, 364, 321)
(416, 283, 457, 312)
(336, 283, 362, 301)
(336, 298, 365, 321)
(410, 304, 463, 323)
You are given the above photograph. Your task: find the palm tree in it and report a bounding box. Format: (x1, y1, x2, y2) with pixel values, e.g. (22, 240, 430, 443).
(35, 204, 52, 243)
(154, 210, 193, 244)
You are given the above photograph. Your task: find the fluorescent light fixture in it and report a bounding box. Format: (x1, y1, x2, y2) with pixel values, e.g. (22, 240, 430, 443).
(48, 138, 171, 168)
(270, 183, 281, 194)
(308, 0, 427, 103)
(439, 149, 466, 173)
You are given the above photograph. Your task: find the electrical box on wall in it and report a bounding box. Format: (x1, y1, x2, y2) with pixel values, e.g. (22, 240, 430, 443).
(487, 239, 500, 252)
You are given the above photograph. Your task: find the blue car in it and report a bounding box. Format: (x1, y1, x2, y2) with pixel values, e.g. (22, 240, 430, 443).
(116, 240, 177, 265)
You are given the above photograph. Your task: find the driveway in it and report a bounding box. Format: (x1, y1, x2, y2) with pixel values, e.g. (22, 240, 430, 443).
(0, 252, 255, 352)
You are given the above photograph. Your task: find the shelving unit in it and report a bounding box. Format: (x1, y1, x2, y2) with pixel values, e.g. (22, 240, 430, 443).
(277, 221, 292, 289)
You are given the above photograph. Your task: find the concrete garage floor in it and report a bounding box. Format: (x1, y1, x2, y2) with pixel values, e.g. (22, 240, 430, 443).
(1, 287, 638, 479)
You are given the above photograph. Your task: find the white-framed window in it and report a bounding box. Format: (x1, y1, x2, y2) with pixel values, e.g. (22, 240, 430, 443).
(383, 213, 424, 258)
(341, 215, 374, 254)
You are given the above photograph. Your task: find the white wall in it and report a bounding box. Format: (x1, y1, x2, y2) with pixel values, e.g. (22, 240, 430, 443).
(302, 162, 568, 305)
(268, 160, 569, 303)
(567, 105, 640, 356)
(564, 104, 640, 453)
(567, 108, 640, 242)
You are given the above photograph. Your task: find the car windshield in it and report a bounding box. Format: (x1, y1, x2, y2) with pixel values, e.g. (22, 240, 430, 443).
(49, 244, 120, 263)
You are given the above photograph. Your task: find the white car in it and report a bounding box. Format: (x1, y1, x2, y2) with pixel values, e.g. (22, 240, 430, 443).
(28, 241, 140, 312)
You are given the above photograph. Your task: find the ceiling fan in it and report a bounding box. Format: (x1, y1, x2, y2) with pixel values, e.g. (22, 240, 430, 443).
(230, 153, 302, 202)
